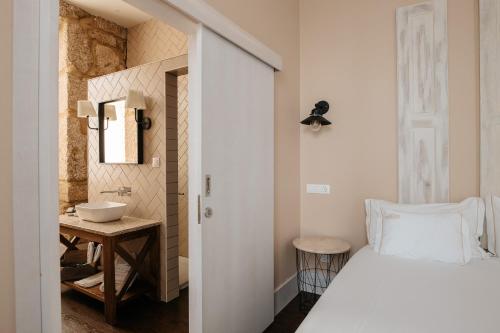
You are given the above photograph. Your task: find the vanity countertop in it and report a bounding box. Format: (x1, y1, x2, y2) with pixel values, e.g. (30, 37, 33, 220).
(59, 215, 161, 236)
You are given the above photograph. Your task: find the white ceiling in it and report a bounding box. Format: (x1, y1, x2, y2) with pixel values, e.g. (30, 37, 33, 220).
(66, 0, 152, 28)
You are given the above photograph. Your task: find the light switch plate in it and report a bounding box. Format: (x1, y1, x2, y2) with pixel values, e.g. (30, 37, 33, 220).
(152, 156, 161, 168)
(307, 184, 330, 194)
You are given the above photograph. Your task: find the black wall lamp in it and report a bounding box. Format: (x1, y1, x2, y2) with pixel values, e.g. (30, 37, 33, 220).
(125, 89, 152, 130)
(300, 100, 331, 132)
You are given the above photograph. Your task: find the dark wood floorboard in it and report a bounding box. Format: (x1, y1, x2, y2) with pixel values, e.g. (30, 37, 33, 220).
(62, 285, 306, 333)
(61, 285, 189, 333)
(264, 294, 306, 333)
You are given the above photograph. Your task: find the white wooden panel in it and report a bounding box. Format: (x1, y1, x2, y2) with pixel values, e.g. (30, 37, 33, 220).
(189, 26, 274, 333)
(480, 0, 500, 253)
(411, 128, 436, 203)
(397, 0, 449, 204)
(39, 0, 62, 332)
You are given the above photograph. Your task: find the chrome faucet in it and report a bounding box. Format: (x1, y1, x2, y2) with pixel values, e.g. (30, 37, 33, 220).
(100, 186, 132, 196)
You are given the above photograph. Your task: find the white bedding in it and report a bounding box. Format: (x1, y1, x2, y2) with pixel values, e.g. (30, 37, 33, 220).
(296, 246, 500, 333)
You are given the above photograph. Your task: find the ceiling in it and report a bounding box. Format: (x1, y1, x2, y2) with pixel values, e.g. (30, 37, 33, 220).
(66, 0, 152, 28)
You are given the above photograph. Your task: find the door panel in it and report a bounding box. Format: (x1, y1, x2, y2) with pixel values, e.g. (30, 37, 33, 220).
(189, 26, 275, 333)
(397, 0, 449, 204)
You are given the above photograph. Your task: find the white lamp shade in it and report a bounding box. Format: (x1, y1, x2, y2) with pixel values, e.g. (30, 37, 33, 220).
(125, 90, 146, 110)
(77, 100, 97, 118)
(104, 104, 117, 121)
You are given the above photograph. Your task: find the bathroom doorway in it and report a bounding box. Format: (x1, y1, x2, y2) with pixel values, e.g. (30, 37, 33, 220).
(57, 0, 191, 329)
(164, 65, 190, 302)
(177, 73, 190, 295)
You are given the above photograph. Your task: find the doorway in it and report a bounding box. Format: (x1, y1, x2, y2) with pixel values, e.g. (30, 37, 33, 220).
(13, 0, 280, 331)
(57, 1, 191, 327)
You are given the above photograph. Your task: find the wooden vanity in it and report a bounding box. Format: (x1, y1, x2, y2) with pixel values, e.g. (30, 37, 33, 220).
(59, 215, 161, 324)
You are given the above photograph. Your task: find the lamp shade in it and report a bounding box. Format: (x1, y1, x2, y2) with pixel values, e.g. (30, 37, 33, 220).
(125, 90, 146, 110)
(300, 114, 332, 126)
(104, 104, 117, 121)
(77, 100, 97, 118)
(300, 100, 332, 126)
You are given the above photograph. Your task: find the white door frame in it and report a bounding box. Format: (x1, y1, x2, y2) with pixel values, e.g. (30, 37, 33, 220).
(12, 0, 281, 332)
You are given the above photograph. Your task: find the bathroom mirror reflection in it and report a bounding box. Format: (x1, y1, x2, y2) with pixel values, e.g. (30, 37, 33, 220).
(99, 99, 144, 164)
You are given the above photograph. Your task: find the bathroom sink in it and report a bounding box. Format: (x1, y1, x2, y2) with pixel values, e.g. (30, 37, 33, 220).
(75, 202, 127, 223)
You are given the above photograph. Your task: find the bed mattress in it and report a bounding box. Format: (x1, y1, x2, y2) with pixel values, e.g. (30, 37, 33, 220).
(297, 246, 500, 333)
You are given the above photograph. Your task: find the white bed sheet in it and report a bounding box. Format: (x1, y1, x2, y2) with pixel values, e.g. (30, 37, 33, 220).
(297, 246, 500, 333)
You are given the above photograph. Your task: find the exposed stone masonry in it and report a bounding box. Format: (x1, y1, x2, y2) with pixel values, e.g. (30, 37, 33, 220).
(59, 0, 127, 212)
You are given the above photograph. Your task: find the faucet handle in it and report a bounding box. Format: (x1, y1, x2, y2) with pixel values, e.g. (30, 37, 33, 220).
(118, 186, 132, 196)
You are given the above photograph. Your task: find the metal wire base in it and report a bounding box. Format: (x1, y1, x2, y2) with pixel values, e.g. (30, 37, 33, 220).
(296, 249, 350, 313)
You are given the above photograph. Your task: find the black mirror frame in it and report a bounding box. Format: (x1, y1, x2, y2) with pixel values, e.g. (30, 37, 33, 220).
(98, 98, 144, 164)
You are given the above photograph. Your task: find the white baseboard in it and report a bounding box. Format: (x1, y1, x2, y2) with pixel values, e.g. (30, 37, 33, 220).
(274, 274, 298, 315)
(273, 270, 339, 315)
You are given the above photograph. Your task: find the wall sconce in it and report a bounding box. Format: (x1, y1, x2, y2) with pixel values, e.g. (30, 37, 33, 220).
(77, 100, 98, 130)
(103, 104, 117, 130)
(300, 100, 331, 132)
(125, 90, 151, 130)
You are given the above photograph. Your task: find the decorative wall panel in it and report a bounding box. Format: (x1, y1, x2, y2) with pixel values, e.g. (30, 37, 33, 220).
(480, 0, 500, 252)
(397, 0, 449, 203)
(87, 56, 188, 301)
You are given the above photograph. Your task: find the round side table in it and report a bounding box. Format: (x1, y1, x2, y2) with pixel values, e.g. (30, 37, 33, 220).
(293, 236, 350, 312)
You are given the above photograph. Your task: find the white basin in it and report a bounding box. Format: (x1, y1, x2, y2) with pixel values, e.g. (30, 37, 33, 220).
(75, 202, 127, 223)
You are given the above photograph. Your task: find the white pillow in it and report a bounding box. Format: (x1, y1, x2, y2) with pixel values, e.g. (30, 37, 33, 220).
(377, 211, 472, 265)
(365, 197, 486, 258)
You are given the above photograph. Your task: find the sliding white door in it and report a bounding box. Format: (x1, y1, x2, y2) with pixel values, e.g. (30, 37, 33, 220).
(189, 26, 275, 333)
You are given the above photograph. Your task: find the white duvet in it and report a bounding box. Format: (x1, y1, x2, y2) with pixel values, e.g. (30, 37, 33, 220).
(296, 246, 500, 333)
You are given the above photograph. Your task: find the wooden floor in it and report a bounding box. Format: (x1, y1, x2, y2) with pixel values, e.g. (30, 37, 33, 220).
(263, 295, 306, 333)
(61, 285, 306, 333)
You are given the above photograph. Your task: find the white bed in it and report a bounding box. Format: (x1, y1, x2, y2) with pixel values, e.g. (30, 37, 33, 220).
(296, 246, 500, 333)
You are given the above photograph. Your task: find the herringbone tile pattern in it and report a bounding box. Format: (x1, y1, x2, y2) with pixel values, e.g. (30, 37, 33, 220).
(88, 60, 178, 300)
(128, 18, 189, 259)
(127, 19, 188, 68)
(178, 75, 188, 258)
(87, 21, 189, 301)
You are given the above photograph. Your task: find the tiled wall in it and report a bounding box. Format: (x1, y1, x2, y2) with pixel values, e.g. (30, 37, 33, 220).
(87, 56, 187, 300)
(177, 77, 188, 257)
(127, 19, 187, 68)
(127, 19, 189, 258)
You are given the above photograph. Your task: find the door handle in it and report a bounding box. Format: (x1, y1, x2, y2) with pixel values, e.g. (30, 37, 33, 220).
(197, 195, 201, 224)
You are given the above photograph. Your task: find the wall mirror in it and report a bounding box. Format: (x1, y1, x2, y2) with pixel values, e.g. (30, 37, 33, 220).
(99, 99, 144, 164)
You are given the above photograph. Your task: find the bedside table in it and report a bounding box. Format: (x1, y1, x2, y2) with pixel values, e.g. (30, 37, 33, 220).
(293, 236, 350, 312)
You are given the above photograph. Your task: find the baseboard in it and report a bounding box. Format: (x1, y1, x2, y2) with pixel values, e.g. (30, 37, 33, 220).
(273, 269, 338, 314)
(274, 274, 298, 315)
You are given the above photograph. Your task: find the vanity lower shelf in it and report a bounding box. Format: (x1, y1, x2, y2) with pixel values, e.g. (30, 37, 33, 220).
(63, 280, 151, 304)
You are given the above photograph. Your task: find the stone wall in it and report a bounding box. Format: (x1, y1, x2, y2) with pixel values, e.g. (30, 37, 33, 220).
(58, 0, 127, 212)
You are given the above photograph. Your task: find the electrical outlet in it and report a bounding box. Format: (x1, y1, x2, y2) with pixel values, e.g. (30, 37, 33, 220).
(307, 184, 331, 194)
